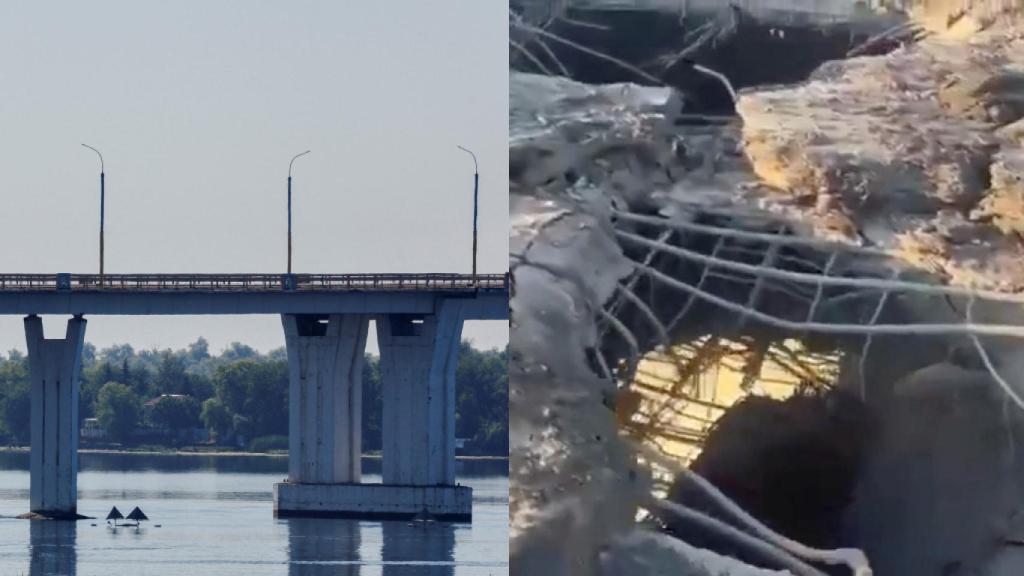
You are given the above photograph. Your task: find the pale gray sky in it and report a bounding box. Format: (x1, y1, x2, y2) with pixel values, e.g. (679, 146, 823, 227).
(0, 1, 508, 355)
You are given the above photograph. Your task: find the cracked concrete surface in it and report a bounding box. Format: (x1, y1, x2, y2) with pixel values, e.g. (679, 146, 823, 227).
(739, 27, 1024, 290)
(510, 4, 1024, 575)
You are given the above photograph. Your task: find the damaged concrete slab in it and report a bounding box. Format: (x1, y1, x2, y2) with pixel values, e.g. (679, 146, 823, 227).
(510, 2, 1024, 575)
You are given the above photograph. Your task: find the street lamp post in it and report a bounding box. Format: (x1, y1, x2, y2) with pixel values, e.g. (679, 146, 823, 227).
(456, 145, 479, 282)
(81, 144, 105, 283)
(287, 150, 310, 275)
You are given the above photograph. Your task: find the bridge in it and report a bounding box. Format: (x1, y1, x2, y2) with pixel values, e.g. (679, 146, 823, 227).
(13, 272, 509, 522)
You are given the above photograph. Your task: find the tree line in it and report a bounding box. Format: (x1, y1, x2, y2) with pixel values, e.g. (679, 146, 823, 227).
(0, 338, 508, 455)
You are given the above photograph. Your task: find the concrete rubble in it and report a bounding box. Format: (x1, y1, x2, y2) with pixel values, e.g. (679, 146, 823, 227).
(511, 2, 1024, 576)
(739, 24, 1024, 290)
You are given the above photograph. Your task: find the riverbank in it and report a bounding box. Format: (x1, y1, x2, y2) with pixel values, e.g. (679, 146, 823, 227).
(0, 446, 509, 460)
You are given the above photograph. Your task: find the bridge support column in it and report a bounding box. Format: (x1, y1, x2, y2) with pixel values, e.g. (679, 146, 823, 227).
(375, 299, 471, 521)
(283, 314, 367, 484)
(275, 314, 371, 518)
(274, 301, 472, 522)
(378, 300, 464, 486)
(26, 315, 86, 519)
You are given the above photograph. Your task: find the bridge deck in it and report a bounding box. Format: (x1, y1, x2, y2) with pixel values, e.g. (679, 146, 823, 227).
(0, 274, 510, 318)
(0, 273, 507, 292)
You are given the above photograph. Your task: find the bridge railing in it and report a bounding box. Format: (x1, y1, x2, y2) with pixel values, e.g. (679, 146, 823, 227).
(0, 275, 59, 291)
(0, 273, 509, 292)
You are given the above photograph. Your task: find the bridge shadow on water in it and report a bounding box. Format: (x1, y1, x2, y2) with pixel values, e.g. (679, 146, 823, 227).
(29, 521, 76, 576)
(378, 521, 456, 576)
(288, 518, 456, 576)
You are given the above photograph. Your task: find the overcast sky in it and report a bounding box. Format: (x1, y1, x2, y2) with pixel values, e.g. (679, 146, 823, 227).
(0, 1, 508, 355)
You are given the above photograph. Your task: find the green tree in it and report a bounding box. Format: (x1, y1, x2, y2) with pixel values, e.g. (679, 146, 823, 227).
(120, 358, 131, 387)
(149, 395, 201, 431)
(187, 371, 215, 401)
(187, 337, 210, 364)
(99, 362, 117, 387)
(221, 342, 258, 362)
(0, 382, 30, 443)
(361, 355, 383, 451)
(80, 361, 114, 423)
(88, 348, 151, 401)
(201, 397, 233, 440)
(155, 352, 190, 396)
(81, 342, 96, 367)
(0, 351, 31, 443)
(95, 382, 141, 443)
(212, 359, 288, 438)
(454, 344, 509, 454)
(98, 344, 134, 366)
(477, 420, 509, 454)
(0, 338, 508, 453)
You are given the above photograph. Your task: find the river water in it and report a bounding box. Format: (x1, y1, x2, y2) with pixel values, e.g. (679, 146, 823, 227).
(0, 452, 509, 576)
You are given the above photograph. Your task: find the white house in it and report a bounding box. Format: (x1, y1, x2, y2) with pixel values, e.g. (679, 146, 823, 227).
(81, 418, 105, 440)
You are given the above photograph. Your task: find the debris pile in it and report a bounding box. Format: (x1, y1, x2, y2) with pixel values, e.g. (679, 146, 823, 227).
(511, 3, 1024, 575)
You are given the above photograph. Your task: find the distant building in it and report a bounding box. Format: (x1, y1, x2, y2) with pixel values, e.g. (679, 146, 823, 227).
(81, 418, 105, 440)
(144, 393, 189, 409)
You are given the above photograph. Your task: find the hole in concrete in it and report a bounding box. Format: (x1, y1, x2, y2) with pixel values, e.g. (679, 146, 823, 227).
(661, 386, 871, 549)
(510, 3, 907, 114)
(596, 202, 1024, 574)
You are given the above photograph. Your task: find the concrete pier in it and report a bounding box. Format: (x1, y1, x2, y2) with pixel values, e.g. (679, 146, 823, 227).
(378, 300, 465, 486)
(282, 314, 368, 484)
(25, 315, 86, 519)
(274, 483, 472, 521)
(275, 301, 474, 522)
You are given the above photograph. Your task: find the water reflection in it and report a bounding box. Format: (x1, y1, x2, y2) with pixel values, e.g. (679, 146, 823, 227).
(381, 520, 455, 576)
(283, 518, 457, 576)
(25, 516, 460, 576)
(29, 521, 76, 576)
(287, 518, 361, 576)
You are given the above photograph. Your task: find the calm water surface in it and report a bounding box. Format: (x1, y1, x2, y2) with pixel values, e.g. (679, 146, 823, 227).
(0, 453, 509, 576)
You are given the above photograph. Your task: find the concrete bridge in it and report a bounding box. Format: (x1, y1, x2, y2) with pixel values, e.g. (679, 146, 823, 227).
(7, 272, 509, 522)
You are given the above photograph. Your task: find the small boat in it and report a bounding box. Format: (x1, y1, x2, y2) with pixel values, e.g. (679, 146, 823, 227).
(124, 506, 149, 527)
(106, 506, 124, 528)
